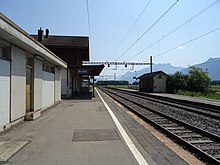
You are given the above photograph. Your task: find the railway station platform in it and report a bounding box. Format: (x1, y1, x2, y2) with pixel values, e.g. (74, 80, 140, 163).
(0, 88, 203, 165)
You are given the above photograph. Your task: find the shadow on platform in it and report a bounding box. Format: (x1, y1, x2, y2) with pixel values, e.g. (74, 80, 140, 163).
(62, 92, 92, 100)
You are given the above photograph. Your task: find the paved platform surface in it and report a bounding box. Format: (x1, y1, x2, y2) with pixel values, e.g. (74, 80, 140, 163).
(0, 89, 189, 165)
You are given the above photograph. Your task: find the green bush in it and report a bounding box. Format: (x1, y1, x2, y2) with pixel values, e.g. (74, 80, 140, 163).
(168, 66, 211, 94)
(177, 89, 220, 100)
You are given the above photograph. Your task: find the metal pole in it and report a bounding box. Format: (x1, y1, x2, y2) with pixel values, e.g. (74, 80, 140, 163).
(114, 73, 116, 87)
(150, 56, 152, 73)
(92, 76, 95, 97)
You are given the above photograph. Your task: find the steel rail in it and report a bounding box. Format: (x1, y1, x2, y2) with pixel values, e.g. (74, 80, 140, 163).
(99, 87, 220, 164)
(112, 88, 220, 120)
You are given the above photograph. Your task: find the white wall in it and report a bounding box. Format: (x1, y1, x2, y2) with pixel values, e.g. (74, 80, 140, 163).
(34, 58, 42, 111)
(153, 74, 167, 92)
(0, 45, 63, 129)
(42, 71, 54, 108)
(11, 46, 26, 121)
(61, 68, 67, 96)
(61, 68, 72, 96)
(54, 67, 61, 102)
(0, 59, 10, 127)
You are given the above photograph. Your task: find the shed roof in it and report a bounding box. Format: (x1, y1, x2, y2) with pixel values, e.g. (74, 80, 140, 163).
(137, 71, 169, 79)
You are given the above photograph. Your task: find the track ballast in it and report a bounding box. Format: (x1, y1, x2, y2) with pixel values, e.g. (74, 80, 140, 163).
(99, 87, 220, 165)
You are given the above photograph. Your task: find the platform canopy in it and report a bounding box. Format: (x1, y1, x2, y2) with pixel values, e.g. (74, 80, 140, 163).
(69, 64, 105, 76)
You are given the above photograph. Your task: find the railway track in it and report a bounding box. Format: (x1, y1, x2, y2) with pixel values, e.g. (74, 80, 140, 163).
(114, 88, 220, 120)
(135, 90, 220, 117)
(99, 87, 220, 164)
(108, 88, 220, 136)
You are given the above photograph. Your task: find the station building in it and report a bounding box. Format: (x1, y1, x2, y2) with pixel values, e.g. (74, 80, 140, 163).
(0, 13, 67, 132)
(31, 29, 104, 98)
(137, 71, 169, 92)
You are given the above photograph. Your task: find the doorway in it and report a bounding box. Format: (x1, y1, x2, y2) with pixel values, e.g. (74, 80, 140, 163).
(26, 67, 33, 113)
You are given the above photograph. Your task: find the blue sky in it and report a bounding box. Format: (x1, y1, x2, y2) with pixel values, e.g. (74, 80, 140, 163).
(1, 0, 220, 76)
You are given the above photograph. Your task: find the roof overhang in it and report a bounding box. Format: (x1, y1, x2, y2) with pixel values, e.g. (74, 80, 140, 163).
(0, 13, 67, 68)
(69, 65, 105, 76)
(30, 35, 90, 61)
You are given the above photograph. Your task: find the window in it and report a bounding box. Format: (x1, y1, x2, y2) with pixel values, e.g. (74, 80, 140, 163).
(26, 57, 34, 68)
(158, 74, 162, 79)
(43, 63, 55, 73)
(0, 47, 7, 59)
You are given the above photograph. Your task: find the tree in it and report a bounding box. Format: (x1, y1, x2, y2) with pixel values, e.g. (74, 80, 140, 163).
(187, 66, 211, 93)
(167, 66, 211, 94)
(132, 81, 139, 85)
(167, 72, 188, 93)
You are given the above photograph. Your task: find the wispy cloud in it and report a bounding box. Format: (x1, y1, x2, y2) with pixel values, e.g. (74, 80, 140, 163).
(177, 45, 184, 50)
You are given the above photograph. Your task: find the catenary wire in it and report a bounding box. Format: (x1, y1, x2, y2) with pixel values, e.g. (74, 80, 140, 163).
(154, 27, 220, 58)
(116, 0, 180, 61)
(127, 0, 220, 61)
(108, 0, 152, 60)
(86, 0, 92, 60)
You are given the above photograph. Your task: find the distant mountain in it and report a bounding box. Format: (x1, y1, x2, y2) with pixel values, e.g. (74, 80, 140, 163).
(180, 58, 220, 80)
(118, 63, 184, 83)
(96, 58, 220, 84)
(117, 58, 220, 83)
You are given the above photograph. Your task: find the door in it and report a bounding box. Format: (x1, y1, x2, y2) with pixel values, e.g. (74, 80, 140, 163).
(0, 59, 10, 126)
(42, 71, 54, 108)
(26, 68, 33, 113)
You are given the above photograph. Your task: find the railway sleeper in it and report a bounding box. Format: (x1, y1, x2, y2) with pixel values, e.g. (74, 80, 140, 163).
(203, 148, 220, 155)
(212, 154, 220, 160)
(172, 130, 193, 134)
(165, 126, 186, 130)
(146, 115, 160, 118)
(199, 145, 220, 151)
(178, 134, 203, 138)
(189, 139, 214, 144)
(156, 123, 178, 127)
(174, 132, 199, 136)
(183, 137, 210, 141)
(154, 121, 171, 125)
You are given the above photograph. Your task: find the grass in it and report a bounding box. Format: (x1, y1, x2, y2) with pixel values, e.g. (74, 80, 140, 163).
(210, 85, 220, 91)
(177, 85, 220, 100)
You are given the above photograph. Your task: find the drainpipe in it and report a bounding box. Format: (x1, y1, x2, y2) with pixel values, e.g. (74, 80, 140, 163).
(150, 56, 152, 73)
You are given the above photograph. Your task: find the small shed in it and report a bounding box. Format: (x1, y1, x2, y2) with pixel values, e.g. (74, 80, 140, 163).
(137, 71, 169, 92)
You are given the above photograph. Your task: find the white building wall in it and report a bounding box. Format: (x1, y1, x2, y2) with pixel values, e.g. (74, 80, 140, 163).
(34, 58, 42, 111)
(61, 68, 72, 97)
(54, 67, 61, 102)
(0, 59, 10, 128)
(0, 14, 67, 132)
(61, 68, 67, 96)
(42, 71, 55, 108)
(153, 74, 167, 93)
(11, 46, 26, 121)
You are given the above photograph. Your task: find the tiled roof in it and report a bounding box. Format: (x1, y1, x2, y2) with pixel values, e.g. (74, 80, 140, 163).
(31, 35, 89, 47)
(0, 13, 67, 67)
